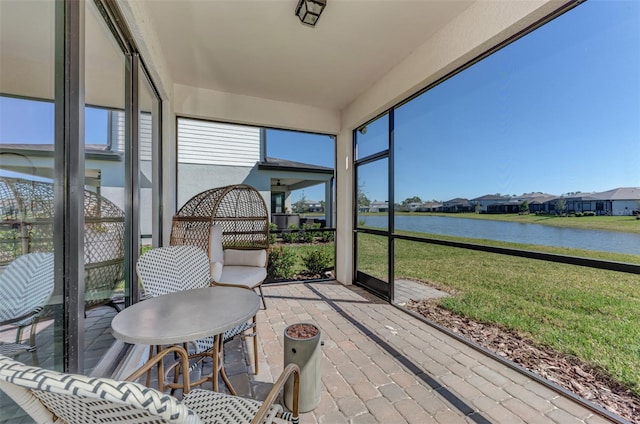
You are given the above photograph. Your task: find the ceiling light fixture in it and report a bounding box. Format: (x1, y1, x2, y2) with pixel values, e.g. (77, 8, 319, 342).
(295, 0, 326, 27)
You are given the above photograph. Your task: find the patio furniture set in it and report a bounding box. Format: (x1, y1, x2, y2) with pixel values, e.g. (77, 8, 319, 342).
(0, 184, 301, 423)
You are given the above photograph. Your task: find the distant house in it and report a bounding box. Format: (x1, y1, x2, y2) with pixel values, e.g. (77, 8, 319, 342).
(515, 193, 558, 213)
(470, 194, 512, 213)
(598, 187, 640, 215)
(441, 198, 473, 213)
(417, 201, 442, 212)
(486, 201, 520, 214)
(544, 187, 640, 216)
(369, 200, 389, 213)
(405, 202, 423, 212)
(295, 199, 323, 213)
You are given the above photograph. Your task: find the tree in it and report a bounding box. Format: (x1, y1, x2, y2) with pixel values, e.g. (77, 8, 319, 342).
(519, 200, 529, 214)
(402, 196, 422, 206)
(555, 198, 567, 216)
(293, 191, 307, 213)
(357, 184, 370, 209)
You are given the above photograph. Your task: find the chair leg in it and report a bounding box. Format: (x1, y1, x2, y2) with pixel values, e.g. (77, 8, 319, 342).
(28, 320, 40, 367)
(252, 315, 258, 375)
(258, 285, 266, 309)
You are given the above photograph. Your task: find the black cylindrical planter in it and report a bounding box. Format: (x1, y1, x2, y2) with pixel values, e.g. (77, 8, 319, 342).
(284, 323, 321, 413)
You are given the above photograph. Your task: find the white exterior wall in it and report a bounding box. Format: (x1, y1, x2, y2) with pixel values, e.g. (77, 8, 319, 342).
(177, 163, 270, 211)
(178, 119, 260, 167)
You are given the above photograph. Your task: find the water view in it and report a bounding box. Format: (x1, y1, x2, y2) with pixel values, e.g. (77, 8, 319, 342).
(363, 215, 640, 255)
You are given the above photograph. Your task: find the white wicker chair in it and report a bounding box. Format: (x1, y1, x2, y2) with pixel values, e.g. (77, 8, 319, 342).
(0, 354, 300, 424)
(136, 246, 259, 385)
(0, 253, 55, 365)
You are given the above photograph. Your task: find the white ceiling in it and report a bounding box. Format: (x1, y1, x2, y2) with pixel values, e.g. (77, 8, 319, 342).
(140, 0, 475, 111)
(0, 0, 476, 111)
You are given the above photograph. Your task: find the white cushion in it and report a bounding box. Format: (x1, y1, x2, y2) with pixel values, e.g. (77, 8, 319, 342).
(209, 224, 224, 265)
(218, 266, 267, 288)
(223, 249, 266, 267)
(210, 262, 223, 282)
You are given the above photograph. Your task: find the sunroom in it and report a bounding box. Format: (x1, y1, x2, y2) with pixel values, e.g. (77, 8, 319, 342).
(0, 0, 638, 423)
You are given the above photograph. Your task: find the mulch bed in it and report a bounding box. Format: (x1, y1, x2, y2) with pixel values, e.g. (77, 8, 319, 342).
(406, 298, 640, 423)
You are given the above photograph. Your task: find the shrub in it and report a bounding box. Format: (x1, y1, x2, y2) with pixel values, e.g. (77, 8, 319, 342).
(310, 222, 322, 239)
(321, 230, 335, 242)
(584, 211, 596, 217)
(269, 223, 278, 244)
(282, 224, 298, 243)
(299, 224, 315, 243)
(302, 248, 332, 275)
(268, 246, 296, 279)
(575, 212, 583, 217)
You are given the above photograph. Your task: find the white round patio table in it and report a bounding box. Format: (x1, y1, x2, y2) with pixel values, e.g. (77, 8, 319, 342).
(111, 286, 259, 393)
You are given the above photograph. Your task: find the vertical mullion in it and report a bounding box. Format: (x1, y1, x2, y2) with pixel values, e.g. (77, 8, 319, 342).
(151, 73, 163, 248)
(55, 0, 85, 373)
(352, 130, 358, 284)
(388, 109, 395, 303)
(125, 54, 140, 307)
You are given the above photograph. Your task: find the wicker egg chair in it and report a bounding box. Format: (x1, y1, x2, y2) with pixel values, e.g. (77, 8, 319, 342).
(0, 177, 125, 313)
(171, 184, 269, 253)
(170, 184, 269, 375)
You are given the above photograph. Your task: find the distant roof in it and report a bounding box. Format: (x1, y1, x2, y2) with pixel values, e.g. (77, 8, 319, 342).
(471, 194, 510, 201)
(592, 187, 640, 200)
(421, 202, 442, 208)
(258, 157, 334, 174)
(443, 198, 470, 205)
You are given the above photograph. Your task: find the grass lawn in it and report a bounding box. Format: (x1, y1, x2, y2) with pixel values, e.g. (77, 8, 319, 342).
(358, 233, 640, 396)
(395, 212, 640, 235)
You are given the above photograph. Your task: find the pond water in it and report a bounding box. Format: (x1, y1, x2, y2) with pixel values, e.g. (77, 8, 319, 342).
(362, 215, 640, 255)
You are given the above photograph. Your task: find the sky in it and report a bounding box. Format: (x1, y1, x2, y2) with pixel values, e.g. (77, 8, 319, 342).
(1, 1, 637, 205)
(265, 129, 335, 202)
(357, 0, 640, 203)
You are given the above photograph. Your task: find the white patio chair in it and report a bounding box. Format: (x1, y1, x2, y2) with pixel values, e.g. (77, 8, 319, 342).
(0, 354, 300, 424)
(136, 246, 259, 384)
(209, 224, 268, 310)
(0, 253, 55, 365)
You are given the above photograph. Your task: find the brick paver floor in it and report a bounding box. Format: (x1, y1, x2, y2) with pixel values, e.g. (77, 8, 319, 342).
(1, 281, 621, 423)
(219, 281, 617, 424)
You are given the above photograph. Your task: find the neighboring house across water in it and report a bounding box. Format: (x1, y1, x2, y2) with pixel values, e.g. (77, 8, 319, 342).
(470, 194, 513, 213)
(397, 188, 640, 216)
(294, 199, 324, 213)
(517, 193, 558, 213)
(416, 201, 443, 212)
(544, 187, 640, 216)
(369, 200, 389, 213)
(441, 198, 473, 213)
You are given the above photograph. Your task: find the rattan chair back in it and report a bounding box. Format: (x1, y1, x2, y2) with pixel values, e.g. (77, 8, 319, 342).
(170, 184, 269, 256)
